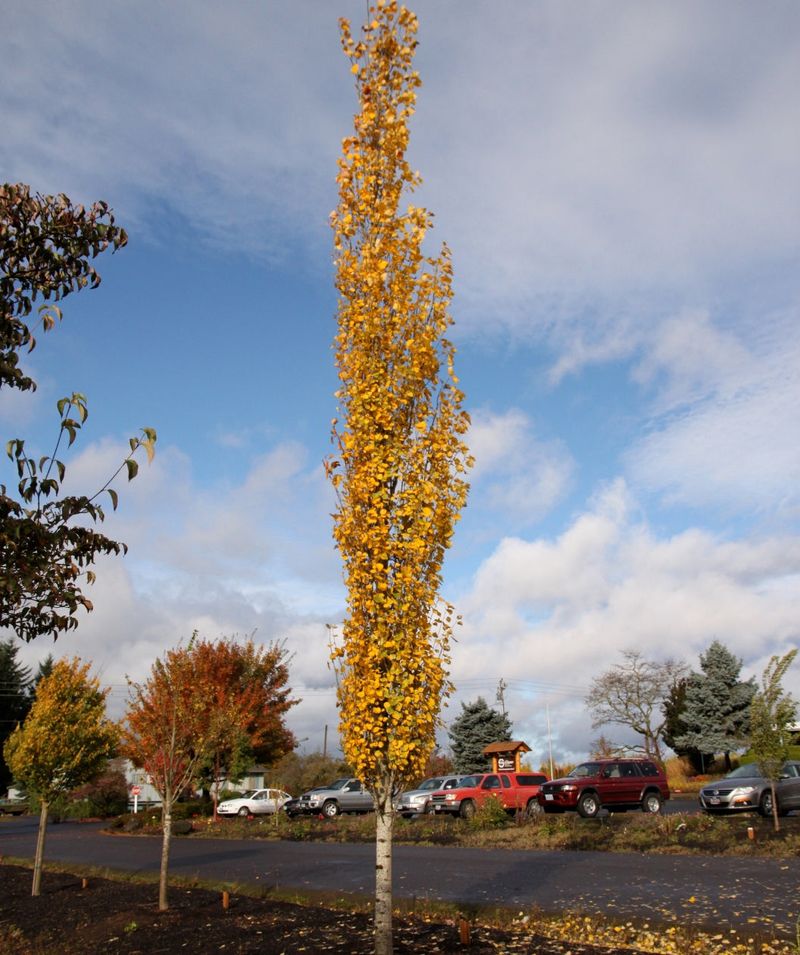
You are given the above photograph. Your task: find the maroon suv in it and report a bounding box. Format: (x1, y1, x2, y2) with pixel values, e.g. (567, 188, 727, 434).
(537, 757, 669, 818)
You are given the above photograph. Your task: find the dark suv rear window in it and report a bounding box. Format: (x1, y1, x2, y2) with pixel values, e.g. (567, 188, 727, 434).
(515, 774, 547, 786)
(639, 762, 660, 777)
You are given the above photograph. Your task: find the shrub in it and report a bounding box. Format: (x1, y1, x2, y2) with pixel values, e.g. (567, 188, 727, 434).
(468, 796, 510, 830)
(172, 799, 211, 820)
(70, 771, 129, 817)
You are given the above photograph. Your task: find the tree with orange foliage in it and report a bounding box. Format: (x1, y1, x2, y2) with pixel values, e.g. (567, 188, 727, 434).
(123, 642, 208, 911)
(190, 635, 297, 816)
(327, 4, 471, 952)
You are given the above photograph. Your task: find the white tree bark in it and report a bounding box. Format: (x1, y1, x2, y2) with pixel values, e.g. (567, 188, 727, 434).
(374, 796, 394, 955)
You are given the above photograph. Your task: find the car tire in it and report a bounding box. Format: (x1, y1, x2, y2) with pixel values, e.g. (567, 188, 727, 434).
(321, 800, 340, 818)
(459, 799, 476, 820)
(577, 791, 600, 818)
(641, 791, 662, 814)
(758, 791, 774, 817)
(237, 807, 250, 818)
(525, 798, 543, 819)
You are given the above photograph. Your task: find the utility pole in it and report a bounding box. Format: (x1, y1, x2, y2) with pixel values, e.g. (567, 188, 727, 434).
(323, 724, 328, 759)
(496, 678, 507, 718)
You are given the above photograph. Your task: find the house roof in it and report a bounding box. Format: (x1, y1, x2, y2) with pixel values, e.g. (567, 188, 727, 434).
(482, 740, 531, 755)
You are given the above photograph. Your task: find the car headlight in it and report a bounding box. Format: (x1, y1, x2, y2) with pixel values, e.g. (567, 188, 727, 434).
(560, 785, 577, 792)
(445, 793, 457, 801)
(730, 786, 758, 800)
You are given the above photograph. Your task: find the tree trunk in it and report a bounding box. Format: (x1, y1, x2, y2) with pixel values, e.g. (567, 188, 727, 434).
(374, 800, 393, 955)
(31, 799, 49, 897)
(771, 780, 780, 833)
(159, 802, 173, 910)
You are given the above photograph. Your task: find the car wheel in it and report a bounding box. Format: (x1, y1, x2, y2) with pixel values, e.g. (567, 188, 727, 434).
(237, 807, 250, 818)
(525, 799, 543, 819)
(577, 791, 600, 818)
(758, 791, 774, 817)
(641, 791, 662, 814)
(459, 799, 476, 820)
(321, 800, 340, 818)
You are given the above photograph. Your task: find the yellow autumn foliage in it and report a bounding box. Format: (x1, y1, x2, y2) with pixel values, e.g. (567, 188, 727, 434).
(328, 1, 471, 800)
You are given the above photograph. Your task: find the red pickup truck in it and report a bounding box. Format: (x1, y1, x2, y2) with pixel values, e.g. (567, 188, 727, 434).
(429, 771, 547, 819)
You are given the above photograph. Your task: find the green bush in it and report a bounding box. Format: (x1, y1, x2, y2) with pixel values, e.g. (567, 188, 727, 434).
(172, 799, 211, 820)
(468, 796, 510, 830)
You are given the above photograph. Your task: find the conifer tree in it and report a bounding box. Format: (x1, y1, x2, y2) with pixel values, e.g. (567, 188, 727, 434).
(449, 697, 513, 773)
(674, 640, 756, 771)
(0, 638, 32, 794)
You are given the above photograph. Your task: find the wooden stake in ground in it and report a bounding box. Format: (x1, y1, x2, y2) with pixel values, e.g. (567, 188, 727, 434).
(327, 4, 471, 953)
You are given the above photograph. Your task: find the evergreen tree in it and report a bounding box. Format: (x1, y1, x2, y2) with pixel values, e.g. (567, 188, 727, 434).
(28, 654, 54, 703)
(449, 697, 513, 773)
(674, 640, 756, 771)
(661, 677, 712, 773)
(0, 638, 32, 794)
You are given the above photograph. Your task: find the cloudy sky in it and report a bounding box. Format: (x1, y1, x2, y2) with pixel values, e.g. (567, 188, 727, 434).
(2, 0, 798, 766)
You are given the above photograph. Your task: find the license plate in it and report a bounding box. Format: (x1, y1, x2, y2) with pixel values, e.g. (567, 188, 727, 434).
(545, 794, 554, 801)
(709, 797, 720, 805)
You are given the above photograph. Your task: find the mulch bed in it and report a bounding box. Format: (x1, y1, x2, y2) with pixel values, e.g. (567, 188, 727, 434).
(0, 864, 639, 954)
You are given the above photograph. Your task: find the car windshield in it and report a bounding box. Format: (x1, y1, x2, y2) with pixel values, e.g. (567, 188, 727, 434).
(417, 777, 444, 791)
(458, 775, 480, 788)
(239, 791, 258, 799)
(723, 764, 764, 780)
(327, 779, 350, 791)
(567, 763, 602, 778)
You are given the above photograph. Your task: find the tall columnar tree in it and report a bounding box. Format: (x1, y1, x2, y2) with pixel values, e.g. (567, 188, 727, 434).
(122, 643, 210, 911)
(674, 640, 756, 771)
(326, 4, 471, 951)
(449, 697, 513, 773)
(1, 184, 156, 642)
(3, 657, 118, 896)
(0, 638, 33, 794)
(750, 649, 797, 832)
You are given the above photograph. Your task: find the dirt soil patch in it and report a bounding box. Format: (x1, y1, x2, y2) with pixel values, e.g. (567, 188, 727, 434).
(0, 864, 644, 954)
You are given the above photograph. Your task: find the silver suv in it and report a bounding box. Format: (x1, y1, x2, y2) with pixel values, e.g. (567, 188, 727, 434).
(298, 778, 374, 817)
(395, 775, 461, 817)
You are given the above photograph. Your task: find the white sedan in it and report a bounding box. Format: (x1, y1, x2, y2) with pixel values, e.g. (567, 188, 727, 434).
(217, 789, 292, 817)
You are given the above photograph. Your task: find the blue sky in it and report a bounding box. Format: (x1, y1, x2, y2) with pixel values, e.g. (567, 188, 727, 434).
(2, 0, 799, 765)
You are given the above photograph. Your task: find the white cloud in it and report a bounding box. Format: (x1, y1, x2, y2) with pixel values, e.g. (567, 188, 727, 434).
(467, 408, 574, 526)
(627, 306, 800, 516)
(447, 480, 800, 762)
(3, 2, 797, 321)
(6, 433, 345, 750)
